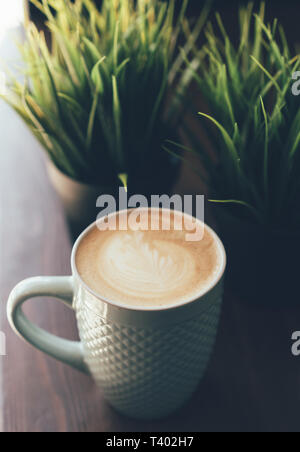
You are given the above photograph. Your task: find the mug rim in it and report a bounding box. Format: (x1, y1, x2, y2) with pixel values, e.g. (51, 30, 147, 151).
(71, 207, 227, 313)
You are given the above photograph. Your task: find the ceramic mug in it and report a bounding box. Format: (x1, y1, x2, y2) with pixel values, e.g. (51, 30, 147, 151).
(7, 209, 226, 420)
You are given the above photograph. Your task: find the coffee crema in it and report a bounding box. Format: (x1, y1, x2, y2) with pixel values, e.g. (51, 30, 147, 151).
(75, 209, 223, 307)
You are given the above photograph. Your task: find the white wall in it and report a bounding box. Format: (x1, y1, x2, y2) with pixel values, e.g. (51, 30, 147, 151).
(0, 0, 24, 43)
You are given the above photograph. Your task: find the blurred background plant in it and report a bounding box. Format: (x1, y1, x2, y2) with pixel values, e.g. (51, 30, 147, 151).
(169, 1, 300, 230)
(2, 0, 209, 193)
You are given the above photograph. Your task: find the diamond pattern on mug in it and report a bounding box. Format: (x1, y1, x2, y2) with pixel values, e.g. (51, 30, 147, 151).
(75, 297, 222, 419)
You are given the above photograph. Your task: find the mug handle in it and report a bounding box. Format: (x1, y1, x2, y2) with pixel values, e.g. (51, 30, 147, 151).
(7, 276, 88, 374)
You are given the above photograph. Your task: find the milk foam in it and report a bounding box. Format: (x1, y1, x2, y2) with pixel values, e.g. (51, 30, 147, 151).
(98, 231, 196, 300)
(76, 210, 222, 307)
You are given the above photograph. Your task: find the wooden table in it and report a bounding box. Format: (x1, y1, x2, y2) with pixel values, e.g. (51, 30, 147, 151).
(1, 30, 300, 434)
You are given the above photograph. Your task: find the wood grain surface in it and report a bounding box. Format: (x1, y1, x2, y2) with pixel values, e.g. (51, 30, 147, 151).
(1, 24, 300, 433)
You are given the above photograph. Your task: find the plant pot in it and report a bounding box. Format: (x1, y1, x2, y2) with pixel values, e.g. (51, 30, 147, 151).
(47, 162, 115, 241)
(214, 207, 300, 306)
(47, 157, 180, 241)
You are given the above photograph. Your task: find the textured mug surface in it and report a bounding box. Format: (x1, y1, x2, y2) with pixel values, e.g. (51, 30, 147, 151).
(74, 279, 223, 419)
(7, 211, 226, 420)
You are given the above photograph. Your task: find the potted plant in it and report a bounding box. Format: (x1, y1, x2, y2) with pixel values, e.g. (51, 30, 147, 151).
(2, 0, 208, 238)
(170, 2, 300, 305)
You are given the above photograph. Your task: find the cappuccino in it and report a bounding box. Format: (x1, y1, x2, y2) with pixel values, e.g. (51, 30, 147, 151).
(75, 209, 223, 307)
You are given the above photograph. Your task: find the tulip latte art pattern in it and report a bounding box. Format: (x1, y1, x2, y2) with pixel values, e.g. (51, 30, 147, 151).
(76, 210, 222, 307)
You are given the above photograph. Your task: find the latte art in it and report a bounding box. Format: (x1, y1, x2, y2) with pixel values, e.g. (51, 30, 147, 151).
(98, 231, 196, 299)
(76, 209, 223, 307)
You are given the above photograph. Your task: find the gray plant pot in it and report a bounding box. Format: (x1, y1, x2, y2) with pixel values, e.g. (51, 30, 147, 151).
(47, 157, 180, 241)
(214, 207, 300, 306)
(47, 161, 115, 241)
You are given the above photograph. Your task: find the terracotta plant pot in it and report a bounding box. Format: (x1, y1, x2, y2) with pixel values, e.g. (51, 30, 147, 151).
(214, 207, 300, 306)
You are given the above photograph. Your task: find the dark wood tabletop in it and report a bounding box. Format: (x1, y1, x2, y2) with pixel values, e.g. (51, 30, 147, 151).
(1, 27, 300, 434)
